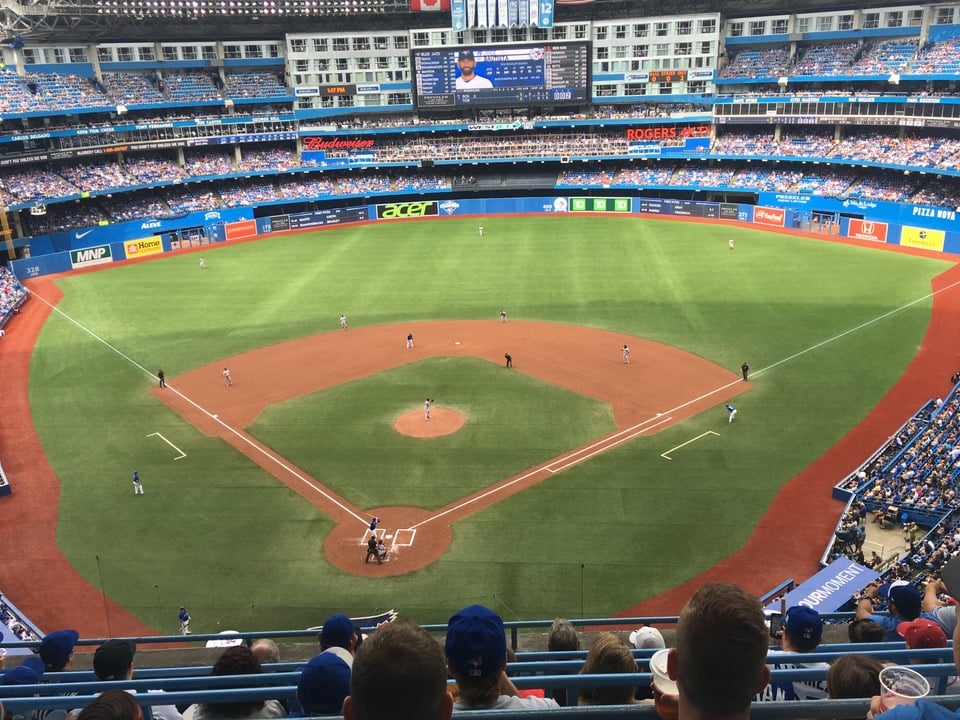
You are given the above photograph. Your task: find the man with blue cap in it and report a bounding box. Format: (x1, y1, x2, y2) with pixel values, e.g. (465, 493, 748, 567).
(444, 604, 558, 710)
(856, 580, 935, 641)
(757, 606, 829, 701)
(38, 629, 79, 672)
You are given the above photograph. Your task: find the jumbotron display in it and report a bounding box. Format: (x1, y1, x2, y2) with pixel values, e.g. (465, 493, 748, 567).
(412, 42, 591, 110)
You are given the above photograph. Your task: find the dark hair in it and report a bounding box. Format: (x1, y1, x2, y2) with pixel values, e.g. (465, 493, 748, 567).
(200, 646, 266, 719)
(350, 619, 448, 720)
(77, 690, 142, 720)
(828, 654, 883, 700)
(848, 618, 886, 643)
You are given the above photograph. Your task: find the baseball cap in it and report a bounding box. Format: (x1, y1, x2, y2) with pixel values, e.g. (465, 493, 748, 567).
(39, 629, 79, 671)
(0, 656, 45, 685)
(297, 652, 351, 714)
(629, 626, 665, 650)
(784, 606, 823, 643)
(887, 584, 922, 619)
(93, 639, 136, 680)
(897, 618, 947, 649)
(320, 614, 356, 649)
(457, 49, 475, 60)
(445, 604, 506, 678)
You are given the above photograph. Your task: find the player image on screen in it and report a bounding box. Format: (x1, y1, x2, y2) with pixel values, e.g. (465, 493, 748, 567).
(455, 50, 494, 89)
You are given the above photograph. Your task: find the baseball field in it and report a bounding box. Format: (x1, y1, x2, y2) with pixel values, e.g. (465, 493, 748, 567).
(3, 214, 956, 636)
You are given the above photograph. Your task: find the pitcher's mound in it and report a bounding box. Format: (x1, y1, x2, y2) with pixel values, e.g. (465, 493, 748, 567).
(394, 408, 465, 438)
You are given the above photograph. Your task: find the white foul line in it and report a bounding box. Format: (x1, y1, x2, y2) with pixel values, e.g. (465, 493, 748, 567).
(29, 290, 367, 526)
(661, 431, 719, 460)
(146, 432, 187, 460)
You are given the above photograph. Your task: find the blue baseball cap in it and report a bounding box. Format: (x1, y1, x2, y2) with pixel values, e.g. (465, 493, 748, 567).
(297, 652, 351, 714)
(445, 604, 506, 678)
(320, 614, 356, 649)
(0, 656, 45, 685)
(784, 606, 822, 643)
(39, 629, 79, 671)
(457, 50, 475, 60)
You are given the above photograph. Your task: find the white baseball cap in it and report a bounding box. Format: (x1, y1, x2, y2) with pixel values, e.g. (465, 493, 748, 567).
(629, 626, 665, 650)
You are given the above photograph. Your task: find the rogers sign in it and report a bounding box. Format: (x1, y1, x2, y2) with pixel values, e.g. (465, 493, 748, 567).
(848, 219, 888, 242)
(625, 125, 711, 141)
(302, 137, 376, 151)
(753, 206, 785, 227)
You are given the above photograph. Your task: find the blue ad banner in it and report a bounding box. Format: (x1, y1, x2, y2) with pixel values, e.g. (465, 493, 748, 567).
(765, 558, 879, 613)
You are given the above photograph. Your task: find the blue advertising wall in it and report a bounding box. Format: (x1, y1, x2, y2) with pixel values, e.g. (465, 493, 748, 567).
(12, 193, 960, 279)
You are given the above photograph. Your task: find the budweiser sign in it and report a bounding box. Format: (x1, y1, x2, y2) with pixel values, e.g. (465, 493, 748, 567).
(302, 137, 376, 151)
(753, 206, 785, 227)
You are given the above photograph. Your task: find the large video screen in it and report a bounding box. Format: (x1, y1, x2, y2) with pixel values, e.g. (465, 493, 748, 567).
(412, 42, 591, 110)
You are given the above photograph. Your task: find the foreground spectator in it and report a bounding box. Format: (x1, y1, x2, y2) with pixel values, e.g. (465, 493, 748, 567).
(296, 652, 350, 716)
(318, 614, 358, 668)
(39, 629, 79, 672)
(664, 582, 770, 720)
(343, 619, 452, 720)
(827, 655, 883, 700)
(578, 632, 643, 706)
(857, 581, 927, 641)
(0, 656, 44, 684)
(444, 604, 559, 710)
(759, 606, 829, 701)
(547, 618, 582, 705)
(182, 646, 285, 720)
(77, 691, 141, 720)
(93, 639, 181, 720)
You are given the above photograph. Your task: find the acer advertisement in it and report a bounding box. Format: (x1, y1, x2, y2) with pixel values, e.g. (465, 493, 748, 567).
(376, 201, 439, 219)
(847, 219, 888, 243)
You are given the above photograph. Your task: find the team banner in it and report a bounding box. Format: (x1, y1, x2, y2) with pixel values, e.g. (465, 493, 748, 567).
(410, 0, 450, 10)
(900, 225, 946, 251)
(847, 219, 888, 243)
(124, 237, 163, 259)
(69, 244, 113, 269)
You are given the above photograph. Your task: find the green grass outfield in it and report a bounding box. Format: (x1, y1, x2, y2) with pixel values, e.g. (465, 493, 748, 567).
(30, 215, 949, 632)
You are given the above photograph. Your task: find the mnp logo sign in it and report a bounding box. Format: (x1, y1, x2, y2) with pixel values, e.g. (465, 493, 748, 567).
(70, 244, 113, 269)
(848, 219, 888, 243)
(125, 237, 163, 258)
(377, 201, 439, 219)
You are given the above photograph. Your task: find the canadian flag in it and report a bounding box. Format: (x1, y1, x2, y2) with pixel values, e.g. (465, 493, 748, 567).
(410, 0, 449, 10)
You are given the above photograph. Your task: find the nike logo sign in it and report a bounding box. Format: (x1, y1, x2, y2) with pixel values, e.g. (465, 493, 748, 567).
(75, 229, 94, 239)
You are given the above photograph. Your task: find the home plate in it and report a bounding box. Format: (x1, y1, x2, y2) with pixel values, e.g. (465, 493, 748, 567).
(455, 341, 461, 345)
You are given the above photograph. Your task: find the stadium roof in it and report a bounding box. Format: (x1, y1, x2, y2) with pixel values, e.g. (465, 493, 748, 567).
(0, 0, 914, 45)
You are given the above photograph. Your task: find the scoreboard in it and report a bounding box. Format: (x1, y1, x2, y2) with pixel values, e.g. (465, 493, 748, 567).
(412, 42, 591, 110)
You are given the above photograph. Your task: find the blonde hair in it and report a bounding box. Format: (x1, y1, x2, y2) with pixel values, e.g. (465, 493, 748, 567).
(578, 632, 639, 705)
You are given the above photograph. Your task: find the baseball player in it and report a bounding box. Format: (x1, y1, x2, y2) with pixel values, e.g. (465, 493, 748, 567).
(369, 516, 380, 534)
(339, 314, 348, 330)
(479, 226, 484, 237)
(726, 404, 738, 423)
(199, 256, 206, 269)
(424, 398, 432, 420)
(132, 470, 144, 496)
(728, 238, 735, 250)
(179, 606, 191, 635)
(158, 369, 165, 388)
(622, 344, 630, 364)
(222, 367, 233, 386)
(406, 333, 414, 349)
(499, 310, 507, 323)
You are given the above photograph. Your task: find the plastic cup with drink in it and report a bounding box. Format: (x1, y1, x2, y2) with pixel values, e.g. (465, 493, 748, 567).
(879, 666, 930, 711)
(650, 648, 679, 720)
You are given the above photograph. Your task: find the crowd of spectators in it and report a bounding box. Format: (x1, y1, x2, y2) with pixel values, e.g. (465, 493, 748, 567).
(101, 71, 166, 106)
(913, 37, 960, 74)
(849, 39, 918, 75)
(719, 48, 791, 79)
(0, 267, 27, 324)
(223, 71, 289, 99)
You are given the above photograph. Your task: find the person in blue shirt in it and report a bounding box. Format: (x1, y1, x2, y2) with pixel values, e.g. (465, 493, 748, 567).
(726, 404, 737, 423)
(855, 581, 937, 642)
(132, 471, 144, 496)
(179, 606, 191, 635)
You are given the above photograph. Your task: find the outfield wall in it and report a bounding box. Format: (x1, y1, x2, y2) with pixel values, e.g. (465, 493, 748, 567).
(10, 194, 960, 279)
